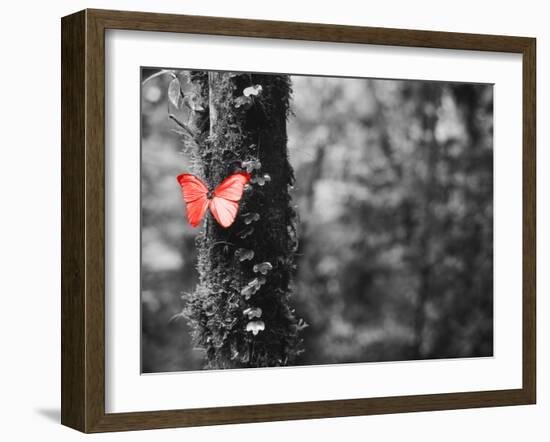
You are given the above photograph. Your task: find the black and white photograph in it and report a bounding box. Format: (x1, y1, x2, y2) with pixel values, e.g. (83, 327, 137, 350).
(141, 68, 494, 373)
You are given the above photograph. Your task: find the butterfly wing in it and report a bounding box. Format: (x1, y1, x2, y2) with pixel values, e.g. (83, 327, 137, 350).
(210, 172, 251, 228)
(213, 172, 251, 201)
(209, 198, 239, 228)
(176, 174, 209, 227)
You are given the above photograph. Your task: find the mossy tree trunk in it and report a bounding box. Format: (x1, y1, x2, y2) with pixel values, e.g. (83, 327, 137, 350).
(183, 72, 303, 369)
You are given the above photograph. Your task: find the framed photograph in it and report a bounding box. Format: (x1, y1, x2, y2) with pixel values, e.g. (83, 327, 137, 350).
(61, 9, 536, 433)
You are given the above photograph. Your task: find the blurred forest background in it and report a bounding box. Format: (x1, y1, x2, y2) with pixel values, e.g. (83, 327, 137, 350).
(141, 69, 493, 373)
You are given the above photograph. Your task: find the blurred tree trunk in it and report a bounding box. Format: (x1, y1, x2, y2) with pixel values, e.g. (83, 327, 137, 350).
(410, 83, 442, 359)
(183, 72, 303, 369)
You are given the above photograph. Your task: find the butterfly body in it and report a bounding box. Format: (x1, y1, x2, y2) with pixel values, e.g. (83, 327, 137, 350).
(177, 172, 250, 228)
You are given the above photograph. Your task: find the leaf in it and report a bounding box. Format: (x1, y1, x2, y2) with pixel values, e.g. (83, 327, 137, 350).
(246, 320, 265, 335)
(238, 226, 254, 239)
(241, 277, 266, 299)
(183, 93, 205, 112)
(230, 342, 240, 360)
(241, 285, 255, 299)
(253, 262, 273, 275)
(242, 212, 260, 224)
(296, 318, 309, 331)
(243, 307, 262, 319)
(241, 283, 257, 299)
(234, 95, 253, 110)
(235, 248, 254, 262)
(168, 78, 183, 109)
(251, 176, 265, 186)
(250, 174, 271, 186)
(243, 84, 263, 97)
(242, 159, 261, 173)
(182, 95, 194, 111)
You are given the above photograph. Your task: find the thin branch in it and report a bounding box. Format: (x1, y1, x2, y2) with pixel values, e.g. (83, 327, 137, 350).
(141, 69, 176, 86)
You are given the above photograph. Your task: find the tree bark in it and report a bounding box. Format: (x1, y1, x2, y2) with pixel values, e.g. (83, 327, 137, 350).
(183, 72, 303, 369)
(410, 83, 442, 359)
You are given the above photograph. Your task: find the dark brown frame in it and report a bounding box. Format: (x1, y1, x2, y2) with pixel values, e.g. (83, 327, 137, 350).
(61, 8, 536, 433)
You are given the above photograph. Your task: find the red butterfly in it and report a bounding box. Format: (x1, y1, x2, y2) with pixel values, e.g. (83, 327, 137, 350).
(176, 172, 251, 228)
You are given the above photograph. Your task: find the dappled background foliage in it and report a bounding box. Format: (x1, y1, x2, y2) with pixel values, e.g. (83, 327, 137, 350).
(141, 69, 493, 373)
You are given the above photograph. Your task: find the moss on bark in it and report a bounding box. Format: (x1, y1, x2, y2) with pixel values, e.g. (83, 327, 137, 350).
(183, 72, 303, 369)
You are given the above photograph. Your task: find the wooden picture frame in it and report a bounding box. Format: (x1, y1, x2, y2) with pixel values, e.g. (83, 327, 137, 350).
(61, 8, 536, 433)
